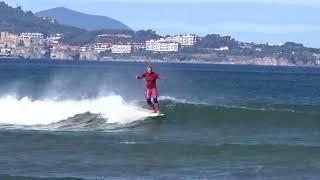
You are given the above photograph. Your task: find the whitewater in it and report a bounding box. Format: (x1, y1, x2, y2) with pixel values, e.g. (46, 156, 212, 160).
(0, 95, 151, 126)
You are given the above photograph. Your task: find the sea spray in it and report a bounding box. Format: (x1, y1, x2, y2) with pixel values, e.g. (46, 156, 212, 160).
(0, 95, 149, 126)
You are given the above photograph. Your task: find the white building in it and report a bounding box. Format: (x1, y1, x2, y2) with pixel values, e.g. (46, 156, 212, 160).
(214, 46, 229, 51)
(46, 33, 63, 44)
(146, 40, 179, 52)
(0, 32, 19, 45)
(20, 32, 45, 46)
(132, 42, 146, 52)
(240, 43, 253, 49)
(158, 42, 179, 52)
(172, 34, 197, 46)
(20, 33, 44, 40)
(0, 48, 11, 56)
(146, 40, 157, 51)
(94, 43, 112, 53)
(159, 34, 197, 46)
(146, 34, 196, 52)
(81, 45, 93, 52)
(111, 44, 132, 54)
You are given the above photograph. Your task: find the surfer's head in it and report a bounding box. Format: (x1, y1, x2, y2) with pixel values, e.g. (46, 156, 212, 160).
(146, 66, 152, 74)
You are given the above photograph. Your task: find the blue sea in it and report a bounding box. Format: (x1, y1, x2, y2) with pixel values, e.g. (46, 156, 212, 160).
(0, 59, 320, 179)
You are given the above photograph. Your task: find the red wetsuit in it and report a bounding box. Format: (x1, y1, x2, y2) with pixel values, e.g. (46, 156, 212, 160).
(137, 72, 165, 112)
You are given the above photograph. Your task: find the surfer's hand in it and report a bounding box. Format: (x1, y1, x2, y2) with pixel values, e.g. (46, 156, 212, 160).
(135, 75, 139, 79)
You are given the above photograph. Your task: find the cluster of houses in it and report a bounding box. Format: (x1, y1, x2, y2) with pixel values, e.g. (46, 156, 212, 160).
(80, 34, 199, 55)
(146, 34, 198, 52)
(0, 31, 233, 61)
(4, 31, 317, 63)
(0, 31, 62, 48)
(0, 32, 42, 58)
(80, 43, 134, 54)
(0, 31, 62, 58)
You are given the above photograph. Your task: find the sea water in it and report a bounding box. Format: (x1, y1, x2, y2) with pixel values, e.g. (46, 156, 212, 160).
(0, 60, 320, 179)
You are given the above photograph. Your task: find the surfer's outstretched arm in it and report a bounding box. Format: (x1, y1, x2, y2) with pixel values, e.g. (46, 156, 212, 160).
(157, 74, 166, 80)
(136, 73, 145, 79)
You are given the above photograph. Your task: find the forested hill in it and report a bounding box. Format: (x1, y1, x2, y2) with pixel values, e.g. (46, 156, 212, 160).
(0, 2, 135, 45)
(36, 7, 131, 31)
(0, 2, 85, 39)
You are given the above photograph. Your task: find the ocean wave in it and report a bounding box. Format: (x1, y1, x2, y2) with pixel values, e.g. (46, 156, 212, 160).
(0, 95, 151, 127)
(0, 95, 319, 131)
(159, 99, 320, 123)
(0, 174, 100, 180)
(39, 102, 320, 131)
(158, 95, 208, 105)
(158, 96, 188, 103)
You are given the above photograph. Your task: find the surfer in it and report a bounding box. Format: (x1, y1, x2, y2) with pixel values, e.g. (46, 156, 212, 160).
(136, 66, 165, 114)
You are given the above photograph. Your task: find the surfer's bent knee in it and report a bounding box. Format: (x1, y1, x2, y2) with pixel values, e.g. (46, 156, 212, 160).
(153, 97, 158, 103)
(146, 98, 152, 104)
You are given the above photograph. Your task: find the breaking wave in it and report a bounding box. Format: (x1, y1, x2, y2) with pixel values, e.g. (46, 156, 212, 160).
(0, 95, 319, 131)
(0, 95, 150, 127)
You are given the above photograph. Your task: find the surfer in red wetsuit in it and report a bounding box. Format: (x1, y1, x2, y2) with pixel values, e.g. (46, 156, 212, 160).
(136, 66, 165, 114)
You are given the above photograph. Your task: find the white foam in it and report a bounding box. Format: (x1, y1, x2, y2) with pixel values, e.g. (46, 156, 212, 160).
(158, 96, 187, 103)
(120, 141, 137, 145)
(0, 95, 150, 126)
(159, 96, 208, 105)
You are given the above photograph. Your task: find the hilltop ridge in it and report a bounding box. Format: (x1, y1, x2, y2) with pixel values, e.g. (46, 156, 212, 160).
(36, 7, 131, 31)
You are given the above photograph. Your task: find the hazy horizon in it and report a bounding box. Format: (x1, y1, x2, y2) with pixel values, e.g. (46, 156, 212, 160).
(3, 0, 320, 48)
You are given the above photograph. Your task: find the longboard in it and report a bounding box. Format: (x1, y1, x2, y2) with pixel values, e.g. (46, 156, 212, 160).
(136, 107, 165, 117)
(147, 113, 165, 117)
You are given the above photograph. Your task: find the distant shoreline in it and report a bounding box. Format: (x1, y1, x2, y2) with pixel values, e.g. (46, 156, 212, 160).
(1, 57, 320, 69)
(0, 57, 216, 66)
(2, 53, 315, 67)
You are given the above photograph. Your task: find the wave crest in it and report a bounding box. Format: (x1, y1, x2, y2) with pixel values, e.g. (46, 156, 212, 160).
(1, 95, 319, 131)
(0, 95, 150, 126)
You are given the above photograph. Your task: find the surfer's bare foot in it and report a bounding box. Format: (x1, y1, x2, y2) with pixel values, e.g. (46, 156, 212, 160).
(157, 111, 161, 115)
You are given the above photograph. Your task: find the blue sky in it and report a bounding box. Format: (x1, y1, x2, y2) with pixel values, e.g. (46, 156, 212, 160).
(3, 0, 320, 47)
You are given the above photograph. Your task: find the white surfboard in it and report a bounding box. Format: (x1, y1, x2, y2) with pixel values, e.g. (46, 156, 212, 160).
(136, 107, 165, 117)
(147, 113, 165, 117)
